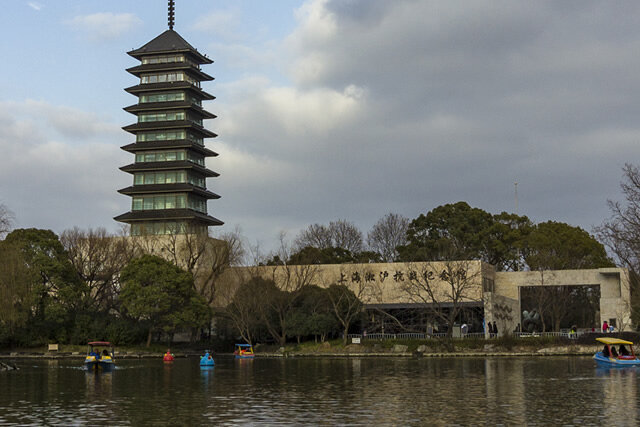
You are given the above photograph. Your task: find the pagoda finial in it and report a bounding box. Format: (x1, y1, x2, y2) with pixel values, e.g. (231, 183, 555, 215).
(168, 0, 175, 30)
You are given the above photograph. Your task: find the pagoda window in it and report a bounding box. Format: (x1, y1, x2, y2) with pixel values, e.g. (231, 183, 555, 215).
(136, 150, 186, 163)
(141, 72, 199, 86)
(185, 132, 204, 146)
(132, 194, 187, 211)
(136, 130, 186, 142)
(134, 171, 187, 185)
(142, 54, 185, 65)
(186, 152, 204, 166)
(138, 110, 185, 123)
(188, 195, 207, 213)
(131, 221, 189, 236)
(187, 113, 203, 126)
(187, 173, 206, 188)
(140, 91, 186, 103)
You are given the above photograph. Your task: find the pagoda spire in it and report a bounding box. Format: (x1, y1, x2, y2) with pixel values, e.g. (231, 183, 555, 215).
(168, 0, 175, 30)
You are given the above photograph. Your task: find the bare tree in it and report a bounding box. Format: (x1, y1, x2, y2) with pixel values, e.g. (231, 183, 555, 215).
(60, 227, 137, 311)
(324, 266, 377, 345)
(260, 233, 319, 345)
(399, 260, 483, 340)
(329, 220, 364, 253)
(0, 203, 14, 239)
(159, 226, 246, 306)
(295, 220, 364, 253)
(295, 224, 332, 249)
(367, 213, 409, 262)
(596, 163, 640, 271)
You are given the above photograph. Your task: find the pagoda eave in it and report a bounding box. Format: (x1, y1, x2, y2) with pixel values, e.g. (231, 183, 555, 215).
(118, 184, 220, 199)
(126, 64, 214, 81)
(120, 141, 218, 156)
(114, 209, 223, 226)
(124, 102, 217, 119)
(125, 82, 215, 100)
(120, 161, 219, 177)
(122, 121, 217, 138)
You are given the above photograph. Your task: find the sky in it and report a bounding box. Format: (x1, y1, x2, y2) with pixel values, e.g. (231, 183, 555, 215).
(2, 0, 640, 255)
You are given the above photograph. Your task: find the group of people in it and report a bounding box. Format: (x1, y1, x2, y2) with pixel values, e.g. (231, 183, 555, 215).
(602, 344, 630, 357)
(487, 320, 499, 338)
(89, 349, 110, 359)
(602, 321, 615, 333)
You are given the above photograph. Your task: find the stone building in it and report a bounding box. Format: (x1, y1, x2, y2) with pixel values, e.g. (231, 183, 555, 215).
(218, 261, 632, 335)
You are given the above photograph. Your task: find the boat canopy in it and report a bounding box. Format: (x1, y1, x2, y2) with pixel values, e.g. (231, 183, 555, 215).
(235, 343, 252, 347)
(596, 337, 634, 345)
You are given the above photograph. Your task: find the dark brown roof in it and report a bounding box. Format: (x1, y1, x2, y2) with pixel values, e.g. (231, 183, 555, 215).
(128, 30, 212, 64)
(114, 209, 223, 226)
(120, 141, 218, 157)
(117, 183, 220, 199)
(120, 161, 219, 177)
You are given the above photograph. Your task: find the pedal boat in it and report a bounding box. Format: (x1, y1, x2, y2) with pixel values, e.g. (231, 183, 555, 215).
(234, 343, 255, 359)
(594, 337, 640, 366)
(84, 341, 115, 372)
(200, 351, 215, 367)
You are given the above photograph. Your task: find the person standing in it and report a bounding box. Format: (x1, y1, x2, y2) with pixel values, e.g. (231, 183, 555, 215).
(602, 320, 609, 333)
(487, 321, 494, 338)
(493, 321, 498, 338)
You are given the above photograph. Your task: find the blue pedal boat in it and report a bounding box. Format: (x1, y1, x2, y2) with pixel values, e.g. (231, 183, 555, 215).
(84, 341, 116, 372)
(200, 351, 215, 367)
(594, 337, 640, 366)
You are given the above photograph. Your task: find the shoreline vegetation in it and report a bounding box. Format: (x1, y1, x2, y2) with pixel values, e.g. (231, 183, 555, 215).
(0, 336, 612, 360)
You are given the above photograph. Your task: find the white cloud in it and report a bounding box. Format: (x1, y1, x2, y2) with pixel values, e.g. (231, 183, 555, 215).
(27, 2, 43, 11)
(0, 100, 129, 233)
(67, 12, 142, 41)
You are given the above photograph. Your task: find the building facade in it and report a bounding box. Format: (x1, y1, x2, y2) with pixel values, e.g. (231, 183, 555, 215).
(218, 261, 632, 335)
(115, 5, 222, 235)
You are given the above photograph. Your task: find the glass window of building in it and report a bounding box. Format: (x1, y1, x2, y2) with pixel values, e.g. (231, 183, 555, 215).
(138, 111, 185, 123)
(140, 91, 186, 103)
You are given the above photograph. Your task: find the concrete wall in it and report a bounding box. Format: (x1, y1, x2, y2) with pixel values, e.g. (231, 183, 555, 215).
(216, 260, 632, 332)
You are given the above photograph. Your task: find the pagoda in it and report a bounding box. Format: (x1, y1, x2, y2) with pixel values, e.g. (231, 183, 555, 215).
(115, 1, 223, 235)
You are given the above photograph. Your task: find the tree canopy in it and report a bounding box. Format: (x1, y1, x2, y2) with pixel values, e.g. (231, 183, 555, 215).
(524, 221, 613, 270)
(119, 254, 209, 346)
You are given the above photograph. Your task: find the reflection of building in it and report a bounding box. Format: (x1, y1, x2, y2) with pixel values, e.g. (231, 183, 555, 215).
(115, 1, 222, 236)
(220, 262, 632, 335)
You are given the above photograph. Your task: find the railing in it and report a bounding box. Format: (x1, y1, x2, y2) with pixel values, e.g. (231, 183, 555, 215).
(348, 330, 598, 341)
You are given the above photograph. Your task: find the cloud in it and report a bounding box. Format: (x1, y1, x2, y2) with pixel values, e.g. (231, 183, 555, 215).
(0, 100, 129, 233)
(67, 12, 142, 41)
(208, 0, 640, 250)
(27, 2, 43, 11)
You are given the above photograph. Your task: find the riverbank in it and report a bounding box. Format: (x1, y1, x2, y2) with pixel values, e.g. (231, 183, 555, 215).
(0, 336, 604, 359)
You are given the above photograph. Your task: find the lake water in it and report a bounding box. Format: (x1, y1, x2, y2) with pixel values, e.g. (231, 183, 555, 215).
(0, 356, 637, 425)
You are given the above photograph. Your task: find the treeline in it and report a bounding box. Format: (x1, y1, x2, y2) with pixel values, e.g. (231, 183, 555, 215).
(265, 204, 613, 272)
(2, 159, 640, 347)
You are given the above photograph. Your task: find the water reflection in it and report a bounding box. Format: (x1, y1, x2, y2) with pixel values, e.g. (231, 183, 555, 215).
(1, 357, 640, 425)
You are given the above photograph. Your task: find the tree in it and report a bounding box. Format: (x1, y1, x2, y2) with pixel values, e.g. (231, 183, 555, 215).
(60, 227, 136, 312)
(0, 203, 14, 239)
(0, 241, 38, 342)
(288, 285, 337, 343)
(483, 212, 532, 271)
(326, 283, 365, 346)
(225, 277, 271, 346)
(119, 255, 209, 346)
(399, 260, 483, 342)
(397, 202, 496, 262)
(524, 221, 613, 270)
(295, 220, 364, 253)
(4, 228, 88, 338)
(596, 163, 640, 326)
(367, 213, 409, 262)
